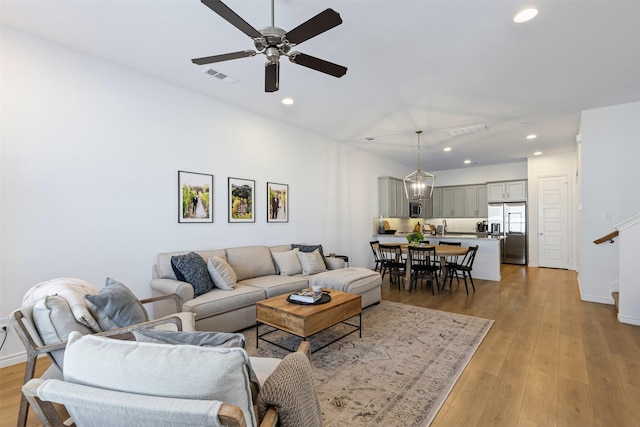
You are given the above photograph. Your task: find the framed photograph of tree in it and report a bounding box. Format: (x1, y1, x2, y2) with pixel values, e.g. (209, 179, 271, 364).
(228, 177, 255, 223)
(267, 182, 288, 223)
(178, 171, 213, 223)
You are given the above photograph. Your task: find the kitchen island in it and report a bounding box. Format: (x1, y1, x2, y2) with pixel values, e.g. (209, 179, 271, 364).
(376, 233, 501, 282)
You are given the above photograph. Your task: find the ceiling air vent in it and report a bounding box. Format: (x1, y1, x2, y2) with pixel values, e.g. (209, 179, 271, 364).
(446, 124, 489, 136)
(202, 68, 239, 85)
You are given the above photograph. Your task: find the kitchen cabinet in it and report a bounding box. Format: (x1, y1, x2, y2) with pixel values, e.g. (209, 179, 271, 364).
(430, 187, 442, 218)
(379, 176, 410, 218)
(487, 180, 527, 202)
(441, 186, 464, 217)
(464, 184, 488, 217)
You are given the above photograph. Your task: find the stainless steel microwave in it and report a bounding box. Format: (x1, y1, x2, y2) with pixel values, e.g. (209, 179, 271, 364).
(409, 202, 423, 217)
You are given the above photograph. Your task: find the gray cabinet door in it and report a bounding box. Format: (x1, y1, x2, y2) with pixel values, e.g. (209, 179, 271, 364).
(431, 188, 442, 218)
(477, 185, 488, 217)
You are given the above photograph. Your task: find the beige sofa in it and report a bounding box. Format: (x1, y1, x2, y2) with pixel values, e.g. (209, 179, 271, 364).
(150, 244, 382, 332)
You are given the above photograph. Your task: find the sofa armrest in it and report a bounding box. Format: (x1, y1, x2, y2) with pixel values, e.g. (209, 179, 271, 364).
(149, 278, 194, 303)
(325, 257, 345, 270)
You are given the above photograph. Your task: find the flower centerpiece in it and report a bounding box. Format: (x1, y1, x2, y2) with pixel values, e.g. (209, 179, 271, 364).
(406, 232, 424, 245)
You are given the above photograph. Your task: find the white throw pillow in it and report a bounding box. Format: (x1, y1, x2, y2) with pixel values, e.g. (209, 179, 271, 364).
(207, 256, 236, 290)
(272, 248, 302, 276)
(296, 249, 328, 275)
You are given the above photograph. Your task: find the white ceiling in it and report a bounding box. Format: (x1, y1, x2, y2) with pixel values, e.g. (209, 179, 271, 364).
(2, 0, 639, 171)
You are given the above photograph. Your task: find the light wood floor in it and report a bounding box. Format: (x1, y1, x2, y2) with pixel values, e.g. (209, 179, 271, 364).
(1, 264, 638, 427)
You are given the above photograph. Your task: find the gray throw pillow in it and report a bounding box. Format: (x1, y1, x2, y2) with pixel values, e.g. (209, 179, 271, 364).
(85, 278, 148, 331)
(132, 329, 247, 348)
(32, 295, 94, 369)
(171, 252, 214, 297)
(291, 244, 328, 268)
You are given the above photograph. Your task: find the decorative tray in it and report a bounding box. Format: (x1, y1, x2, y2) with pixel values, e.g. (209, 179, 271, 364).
(287, 293, 332, 305)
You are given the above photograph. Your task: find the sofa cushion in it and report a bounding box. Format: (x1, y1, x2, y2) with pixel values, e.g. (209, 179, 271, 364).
(64, 332, 257, 426)
(32, 295, 94, 369)
(85, 278, 149, 331)
(296, 249, 328, 276)
(170, 252, 214, 297)
(271, 248, 302, 276)
(207, 256, 236, 290)
(239, 275, 309, 298)
(309, 267, 382, 294)
(182, 284, 266, 320)
(156, 250, 226, 280)
(291, 244, 328, 268)
(132, 329, 260, 402)
(226, 246, 276, 281)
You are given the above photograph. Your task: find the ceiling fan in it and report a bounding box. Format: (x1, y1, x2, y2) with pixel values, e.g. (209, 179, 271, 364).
(192, 0, 348, 92)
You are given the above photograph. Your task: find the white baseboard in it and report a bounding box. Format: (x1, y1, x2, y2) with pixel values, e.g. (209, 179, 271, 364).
(618, 314, 640, 326)
(581, 294, 615, 305)
(0, 350, 27, 368)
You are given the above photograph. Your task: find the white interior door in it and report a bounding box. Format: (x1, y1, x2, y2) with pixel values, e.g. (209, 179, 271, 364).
(537, 175, 569, 268)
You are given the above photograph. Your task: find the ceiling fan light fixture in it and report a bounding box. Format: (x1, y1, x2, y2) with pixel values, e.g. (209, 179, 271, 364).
(404, 131, 435, 201)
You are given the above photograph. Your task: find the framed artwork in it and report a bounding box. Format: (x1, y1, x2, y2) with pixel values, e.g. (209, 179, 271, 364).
(267, 182, 288, 223)
(178, 171, 213, 223)
(228, 177, 255, 223)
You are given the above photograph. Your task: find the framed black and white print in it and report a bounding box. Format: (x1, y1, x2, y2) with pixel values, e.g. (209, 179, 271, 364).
(178, 171, 213, 223)
(228, 177, 255, 223)
(267, 182, 288, 223)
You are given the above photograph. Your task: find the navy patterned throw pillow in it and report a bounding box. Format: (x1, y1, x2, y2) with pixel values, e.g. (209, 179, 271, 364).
(170, 252, 214, 297)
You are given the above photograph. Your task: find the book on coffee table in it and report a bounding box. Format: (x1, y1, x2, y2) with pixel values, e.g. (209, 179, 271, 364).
(289, 290, 321, 304)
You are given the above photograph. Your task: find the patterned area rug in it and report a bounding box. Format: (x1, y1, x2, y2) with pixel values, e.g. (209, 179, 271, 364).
(243, 300, 493, 426)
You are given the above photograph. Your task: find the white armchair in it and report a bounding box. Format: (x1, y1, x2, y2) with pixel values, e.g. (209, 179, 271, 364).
(22, 332, 320, 427)
(10, 277, 195, 427)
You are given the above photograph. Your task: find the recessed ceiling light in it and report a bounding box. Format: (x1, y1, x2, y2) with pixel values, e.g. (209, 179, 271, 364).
(464, 160, 471, 164)
(526, 134, 537, 140)
(281, 97, 294, 105)
(514, 8, 539, 23)
(534, 151, 542, 156)
(443, 147, 452, 152)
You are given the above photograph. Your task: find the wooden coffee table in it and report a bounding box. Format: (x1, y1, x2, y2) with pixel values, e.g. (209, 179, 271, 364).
(256, 289, 362, 353)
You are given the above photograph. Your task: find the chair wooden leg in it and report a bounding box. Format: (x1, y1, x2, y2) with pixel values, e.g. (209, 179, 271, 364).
(463, 273, 469, 295)
(468, 272, 476, 292)
(17, 353, 38, 427)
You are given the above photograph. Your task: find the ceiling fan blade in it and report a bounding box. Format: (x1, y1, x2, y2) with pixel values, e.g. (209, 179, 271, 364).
(265, 62, 279, 92)
(289, 52, 347, 78)
(285, 8, 342, 45)
(192, 50, 256, 65)
(201, 0, 262, 39)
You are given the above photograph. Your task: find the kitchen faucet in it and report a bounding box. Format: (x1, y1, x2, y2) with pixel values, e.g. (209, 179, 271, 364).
(442, 219, 447, 235)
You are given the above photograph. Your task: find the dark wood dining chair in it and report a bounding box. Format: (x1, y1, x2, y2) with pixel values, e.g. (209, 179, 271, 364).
(378, 245, 405, 290)
(407, 246, 439, 294)
(369, 241, 383, 272)
(444, 245, 479, 294)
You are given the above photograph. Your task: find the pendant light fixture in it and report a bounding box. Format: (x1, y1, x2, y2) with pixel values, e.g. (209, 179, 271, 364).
(403, 130, 435, 200)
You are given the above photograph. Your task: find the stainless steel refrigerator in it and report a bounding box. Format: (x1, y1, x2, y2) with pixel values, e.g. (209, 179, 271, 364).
(488, 202, 527, 265)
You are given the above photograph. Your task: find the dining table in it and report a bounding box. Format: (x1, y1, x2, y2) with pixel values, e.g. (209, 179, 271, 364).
(379, 243, 468, 291)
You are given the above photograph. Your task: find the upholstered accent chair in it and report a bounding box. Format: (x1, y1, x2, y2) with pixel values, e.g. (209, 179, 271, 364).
(22, 332, 320, 427)
(10, 278, 194, 427)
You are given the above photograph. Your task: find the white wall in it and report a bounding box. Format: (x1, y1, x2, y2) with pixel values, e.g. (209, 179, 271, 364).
(578, 101, 640, 304)
(527, 152, 578, 269)
(0, 28, 412, 363)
